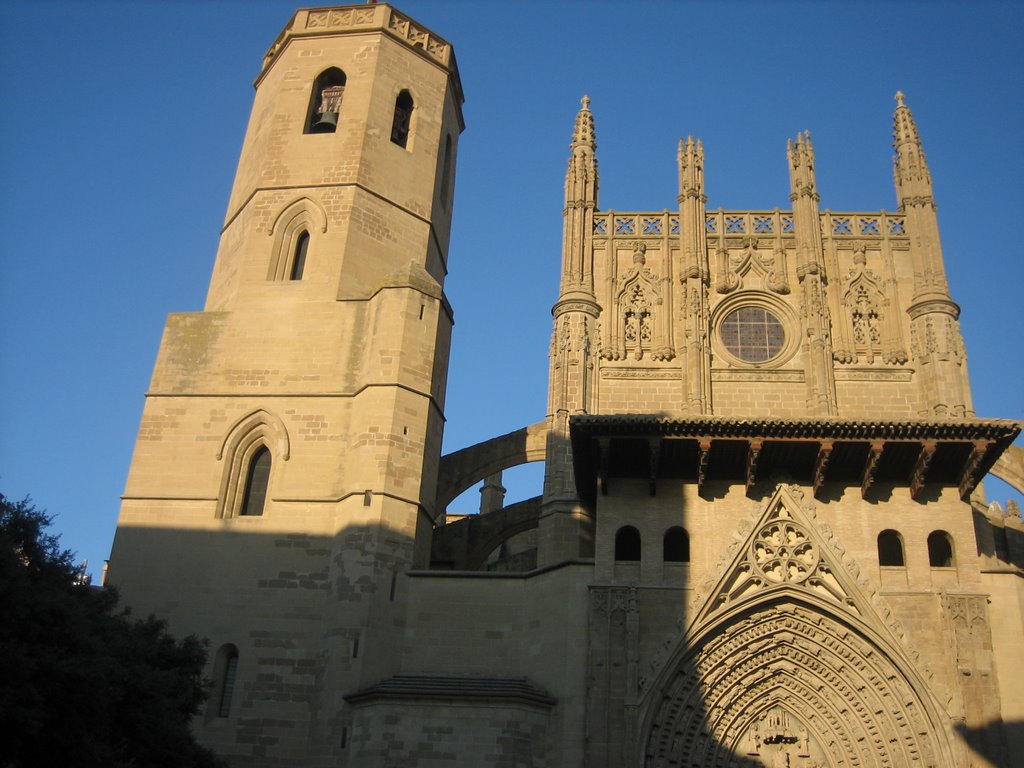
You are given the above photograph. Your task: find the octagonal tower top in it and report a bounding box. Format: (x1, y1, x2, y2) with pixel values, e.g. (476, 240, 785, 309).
(259, 4, 463, 118)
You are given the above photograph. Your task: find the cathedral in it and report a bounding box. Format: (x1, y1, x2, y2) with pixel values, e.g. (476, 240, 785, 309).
(107, 4, 1024, 767)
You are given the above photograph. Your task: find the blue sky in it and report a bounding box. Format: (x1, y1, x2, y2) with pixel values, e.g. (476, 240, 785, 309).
(1, 0, 1021, 581)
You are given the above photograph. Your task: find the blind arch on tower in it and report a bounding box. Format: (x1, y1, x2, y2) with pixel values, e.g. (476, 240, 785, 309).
(216, 409, 290, 519)
(266, 197, 327, 281)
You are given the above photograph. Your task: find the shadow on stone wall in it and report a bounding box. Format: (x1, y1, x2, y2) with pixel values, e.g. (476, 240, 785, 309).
(955, 719, 1021, 766)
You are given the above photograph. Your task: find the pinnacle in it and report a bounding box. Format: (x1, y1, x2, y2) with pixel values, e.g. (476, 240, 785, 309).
(571, 95, 597, 150)
(892, 91, 921, 148)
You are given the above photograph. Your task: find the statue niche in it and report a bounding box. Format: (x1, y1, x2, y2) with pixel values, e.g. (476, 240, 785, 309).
(834, 245, 907, 365)
(600, 242, 673, 362)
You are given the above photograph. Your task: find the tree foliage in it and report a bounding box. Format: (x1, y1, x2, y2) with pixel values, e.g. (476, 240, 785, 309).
(0, 493, 224, 768)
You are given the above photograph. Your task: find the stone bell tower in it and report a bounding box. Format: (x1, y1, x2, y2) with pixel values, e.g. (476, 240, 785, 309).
(107, 5, 462, 763)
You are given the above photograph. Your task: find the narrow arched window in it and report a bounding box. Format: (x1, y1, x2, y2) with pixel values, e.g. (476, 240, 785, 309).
(615, 526, 641, 562)
(208, 644, 239, 720)
(439, 134, 453, 207)
(663, 527, 690, 563)
(928, 530, 955, 568)
(391, 90, 413, 148)
(877, 529, 905, 566)
(241, 446, 271, 517)
(305, 68, 346, 134)
(290, 231, 309, 281)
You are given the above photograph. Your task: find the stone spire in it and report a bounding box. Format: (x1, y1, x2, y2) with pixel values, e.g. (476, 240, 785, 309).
(892, 91, 933, 208)
(890, 92, 971, 416)
(542, 96, 602, 566)
(787, 131, 819, 206)
(787, 130, 837, 416)
(677, 135, 711, 413)
(572, 95, 596, 148)
(677, 136, 705, 204)
(565, 95, 599, 207)
(558, 95, 600, 297)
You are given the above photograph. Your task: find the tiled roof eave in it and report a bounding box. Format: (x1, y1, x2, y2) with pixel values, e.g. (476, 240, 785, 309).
(569, 415, 1022, 442)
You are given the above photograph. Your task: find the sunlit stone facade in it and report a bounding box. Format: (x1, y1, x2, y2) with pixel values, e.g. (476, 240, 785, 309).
(108, 5, 1023, 766)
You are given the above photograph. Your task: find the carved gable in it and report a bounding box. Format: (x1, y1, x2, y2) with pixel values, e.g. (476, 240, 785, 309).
(640, 485, 954, 768)
(693, 484, 875, 628)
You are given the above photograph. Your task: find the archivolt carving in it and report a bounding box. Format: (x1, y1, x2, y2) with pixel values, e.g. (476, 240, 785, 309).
(642, 599, 953, 767)
(640, 484, 955, 767)
(600, 242, 673, 361)
(217, 409, 291, 463)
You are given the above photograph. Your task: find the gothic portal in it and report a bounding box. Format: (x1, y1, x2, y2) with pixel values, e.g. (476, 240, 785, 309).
(108, 5, 1024, 767)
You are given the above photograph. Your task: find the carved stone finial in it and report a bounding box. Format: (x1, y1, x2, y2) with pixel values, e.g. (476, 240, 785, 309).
(581, 95, 591, 110)
(632, 241, 647, 265)
(895, 90, 906, 107)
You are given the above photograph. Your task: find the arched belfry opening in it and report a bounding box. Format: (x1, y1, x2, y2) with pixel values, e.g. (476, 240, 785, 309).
(391, 89, 414, 148)
(305, 67, 346, 134)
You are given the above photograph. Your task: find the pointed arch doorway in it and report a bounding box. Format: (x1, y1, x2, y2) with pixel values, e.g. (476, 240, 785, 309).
(639, 485, 956, 768)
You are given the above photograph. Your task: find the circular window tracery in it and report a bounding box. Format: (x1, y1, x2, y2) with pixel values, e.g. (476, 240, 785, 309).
(751, 519, 818, 584)
(720, 306, 786, 363)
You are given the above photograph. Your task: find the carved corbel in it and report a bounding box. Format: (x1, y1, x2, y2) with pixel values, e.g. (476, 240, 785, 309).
(812, 440, 833, 498)
(957, 440, 990, 500)
(909, 439, 938, 500)
(697, 439, 712, 494)
(745, 439, 762, 496)
(861, 440, 886, 499)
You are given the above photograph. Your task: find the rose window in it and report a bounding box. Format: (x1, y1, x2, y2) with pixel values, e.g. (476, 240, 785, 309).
(720, 306, 785, 363)
(751, 520, 818, 584)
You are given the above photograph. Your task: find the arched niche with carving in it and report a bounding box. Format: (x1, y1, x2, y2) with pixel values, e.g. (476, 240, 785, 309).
(600, 242, 673, 362)
(833, 244, 907, 365)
